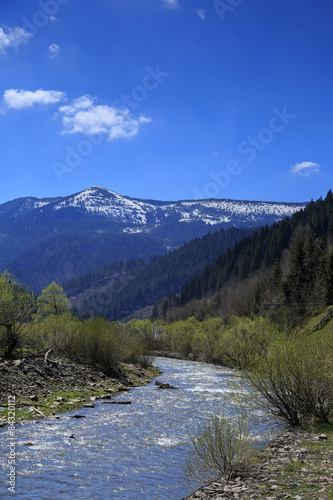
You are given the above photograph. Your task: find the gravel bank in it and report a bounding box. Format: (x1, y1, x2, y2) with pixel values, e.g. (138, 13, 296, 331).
(185, 428, 333, 500)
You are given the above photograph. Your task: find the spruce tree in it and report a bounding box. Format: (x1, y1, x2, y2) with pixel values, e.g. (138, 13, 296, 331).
(322, 251, 333, 306)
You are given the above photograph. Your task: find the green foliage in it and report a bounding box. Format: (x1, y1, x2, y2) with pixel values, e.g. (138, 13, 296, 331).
(125, 319, 157, 351)
(185, 408, 258, 485)
(36, 282, 71, 319)
(29, 313, 81, 358)
(191, 318, 225, 362)
(0, 271, 35, 358)
(166, 317, 199, 357)
(29, 314, 149, 374)
(240, 333, 333, 426)
(213, 317, 277, 367)
(160, 310, 333, 428)
(81, 319, 124, 373)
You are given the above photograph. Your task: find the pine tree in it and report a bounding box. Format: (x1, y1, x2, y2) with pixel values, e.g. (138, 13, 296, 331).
(283, 236, 308, 313)
(252, 285, 262, 316)
(322, 251, 333, 305)
(151, 303, 159, 321)
(272, 258, 282, 289)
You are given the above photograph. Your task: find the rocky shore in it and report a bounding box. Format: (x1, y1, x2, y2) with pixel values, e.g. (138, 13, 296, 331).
(185, 428, 333, 500)
(0, 354, 161, 425)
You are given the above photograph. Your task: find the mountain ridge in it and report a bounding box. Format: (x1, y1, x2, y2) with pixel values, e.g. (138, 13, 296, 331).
(0, 185, 307, 227)
(0, 186, 308, 292)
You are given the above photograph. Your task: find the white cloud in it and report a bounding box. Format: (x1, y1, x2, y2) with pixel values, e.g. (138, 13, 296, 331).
(290, 161, 321, 177)
(196, 9, 206, 20)
(3, 89, 66, 110)
(163, 0, 180, 8)
(59, 95, 151, 140)
(0, 26, 32, 54)
(49, 43, 60, 55)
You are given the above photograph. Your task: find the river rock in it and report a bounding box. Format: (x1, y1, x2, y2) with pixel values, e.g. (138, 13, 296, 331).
(185, 428, 333, 500)
(101, 401, 131, 405)
(155, 381, 179, 390)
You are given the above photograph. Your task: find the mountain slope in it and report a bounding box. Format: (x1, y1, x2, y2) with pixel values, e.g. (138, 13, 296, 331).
(64, 226, 254, 320)
(0, 186, 307, 291)
(168, 190, 333, 324)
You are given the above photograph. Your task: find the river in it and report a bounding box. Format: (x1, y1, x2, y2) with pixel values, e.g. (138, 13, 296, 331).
(0, 357, 282, 499)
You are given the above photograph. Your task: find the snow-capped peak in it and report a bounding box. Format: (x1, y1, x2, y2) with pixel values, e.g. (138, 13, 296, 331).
(0, 186, 308, 230)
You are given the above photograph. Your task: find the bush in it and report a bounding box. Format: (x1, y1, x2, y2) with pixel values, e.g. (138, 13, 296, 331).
(185, 408, 258, 486)
(167, 317, 199, 357)
(241, 334, 333, 426)
(191, 318, 225, 362)
(82, 319, 123, 374)
(213, 317, 277, 367)
(30, 313, 81, 357)
(116, 322, 146, 364)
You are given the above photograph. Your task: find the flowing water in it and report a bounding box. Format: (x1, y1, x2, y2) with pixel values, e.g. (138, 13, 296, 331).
(0, 357, 282, 499)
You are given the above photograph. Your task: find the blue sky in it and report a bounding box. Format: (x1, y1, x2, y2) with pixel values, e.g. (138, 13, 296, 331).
(0, 0, 332, 205)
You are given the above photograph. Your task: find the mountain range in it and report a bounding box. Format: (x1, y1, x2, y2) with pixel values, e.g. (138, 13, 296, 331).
(0, 186, 307, 292)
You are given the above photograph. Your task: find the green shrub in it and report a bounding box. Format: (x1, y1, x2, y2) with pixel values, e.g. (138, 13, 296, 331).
(213, 317, 277, 367)
(241, 334, 333, 426)
(191, 318, 225, 362)
(82, 319, 124, 374)
(29, 313, 81, 357)
(168, 317, 199, 357)
(185, 408, 258, 485)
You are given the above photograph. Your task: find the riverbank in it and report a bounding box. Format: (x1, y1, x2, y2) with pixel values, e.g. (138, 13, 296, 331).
(185, 426, 333, 500)
(0, 354, 161, 425)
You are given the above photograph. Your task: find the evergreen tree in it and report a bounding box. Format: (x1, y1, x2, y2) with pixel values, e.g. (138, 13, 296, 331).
(322, 251, 333, 305)
(151, 303, 159, 321)
(272, 258, 282, 289)
(283, 237, 308, 313)
(252, 286, 262, 316)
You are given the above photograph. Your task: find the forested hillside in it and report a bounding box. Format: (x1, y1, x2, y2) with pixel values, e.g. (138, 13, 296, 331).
(164, 191, 333, 326)
(67, 226, 253, 320)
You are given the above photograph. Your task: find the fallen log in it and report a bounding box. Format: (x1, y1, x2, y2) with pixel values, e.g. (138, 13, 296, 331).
(30, 406, 47, 418)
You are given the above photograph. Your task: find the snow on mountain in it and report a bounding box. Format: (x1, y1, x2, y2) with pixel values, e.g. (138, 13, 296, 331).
(0, 186, 309, 294)
(0, 196, 58, 220)
(0, 185, 307, 228)
(49, 186, 306, 227)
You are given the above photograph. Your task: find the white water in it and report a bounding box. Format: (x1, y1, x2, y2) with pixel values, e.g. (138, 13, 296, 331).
(0, 357, 282, 499)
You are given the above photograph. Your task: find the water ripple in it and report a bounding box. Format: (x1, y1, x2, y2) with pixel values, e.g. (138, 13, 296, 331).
(0, 357, 282, 499)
